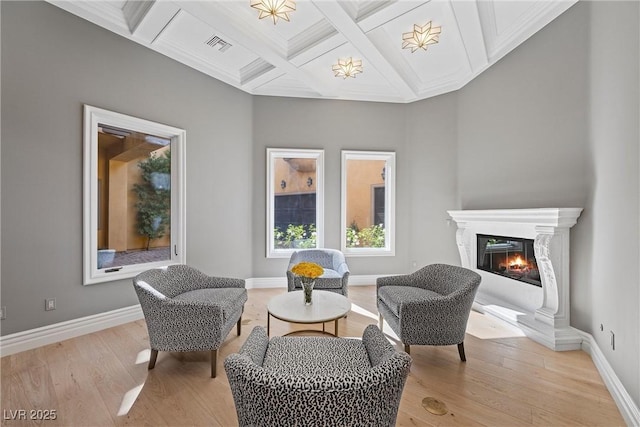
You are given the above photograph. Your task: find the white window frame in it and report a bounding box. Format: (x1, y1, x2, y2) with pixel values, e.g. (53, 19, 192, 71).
(341, 150, 395, 257)
(83, 105, 186, 285)
(266, 148, 324, 258)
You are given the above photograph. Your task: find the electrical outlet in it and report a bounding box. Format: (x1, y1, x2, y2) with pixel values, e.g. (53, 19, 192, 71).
(0, 306, 6, 320)
(45, 298, 56, 311)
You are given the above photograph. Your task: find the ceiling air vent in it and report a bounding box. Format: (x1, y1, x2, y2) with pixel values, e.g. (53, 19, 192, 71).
(205, 35, 232, 53)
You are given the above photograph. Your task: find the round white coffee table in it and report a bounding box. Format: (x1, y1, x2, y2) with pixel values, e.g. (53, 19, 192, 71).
(267, 290, 351, 337)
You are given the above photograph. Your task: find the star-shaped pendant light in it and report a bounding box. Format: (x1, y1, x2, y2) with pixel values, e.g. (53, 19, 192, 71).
(332, 58, 363, 79)
(402, 21, 441, 53)
(250, 0, 296, 25)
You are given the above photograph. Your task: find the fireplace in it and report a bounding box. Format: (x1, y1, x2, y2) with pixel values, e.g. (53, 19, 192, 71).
(447, 208, 583, 351)
(477, 234, 541, 287)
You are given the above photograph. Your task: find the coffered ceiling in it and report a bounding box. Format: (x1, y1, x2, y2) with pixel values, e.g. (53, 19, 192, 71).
(47, 0, 577, 103)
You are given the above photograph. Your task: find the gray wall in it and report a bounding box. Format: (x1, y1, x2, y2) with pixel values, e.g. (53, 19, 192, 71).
(405, 94, 460, 268)
(251, 94, 460, 279)
(1, 1, 253, 335)
(457, 3, 589, 210)
(457, 1, 639, 409)
(585, 0, 639, 407)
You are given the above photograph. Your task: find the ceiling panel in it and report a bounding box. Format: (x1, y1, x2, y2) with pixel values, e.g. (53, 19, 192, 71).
(303, 42, 400, 98)
(493, 1, 540, 35)
(253, 73, 321, 98)
(46, 0, 579, 103)
(372, 1, 467, 91)
(153, 10, 261, 82)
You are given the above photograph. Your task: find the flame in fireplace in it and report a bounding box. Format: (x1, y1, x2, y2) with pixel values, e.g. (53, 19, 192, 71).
(498, 255, 534, 272)
(509, 256, 526, 269)
(491, 253, 541, 283)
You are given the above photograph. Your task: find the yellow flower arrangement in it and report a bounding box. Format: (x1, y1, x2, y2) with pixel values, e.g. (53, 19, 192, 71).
(292, 262, 324, 304)
(291, 262, 324, 281)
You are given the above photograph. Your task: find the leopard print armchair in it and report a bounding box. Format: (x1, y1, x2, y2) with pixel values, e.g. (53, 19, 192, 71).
(377, 263, 481, 360)
(286, 249, 350, 296)
(133, 264, 247, 378)
(225, 325, 411, 427)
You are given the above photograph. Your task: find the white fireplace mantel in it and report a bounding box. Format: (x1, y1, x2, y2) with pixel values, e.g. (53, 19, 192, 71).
(447, 208, 583, 351)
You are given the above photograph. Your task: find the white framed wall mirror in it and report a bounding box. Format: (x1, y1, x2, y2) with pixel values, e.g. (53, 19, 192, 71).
(83, 105, 186, 285)
(341, 150, 395, 256)
(266, 148, 324, 258)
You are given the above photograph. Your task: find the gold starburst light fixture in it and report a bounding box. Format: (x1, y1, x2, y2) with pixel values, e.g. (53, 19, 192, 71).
(250, 0, 296, 25)
(402, 21, 441, 53)
(332, 58, 363, 79)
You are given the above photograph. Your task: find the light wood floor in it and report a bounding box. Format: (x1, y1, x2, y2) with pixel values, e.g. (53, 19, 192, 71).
(1, 286, 624, 426)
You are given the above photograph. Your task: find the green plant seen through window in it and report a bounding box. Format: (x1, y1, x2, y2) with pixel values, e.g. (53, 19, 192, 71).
(346, 223, 385, 248)
(274, 224, 317, 249)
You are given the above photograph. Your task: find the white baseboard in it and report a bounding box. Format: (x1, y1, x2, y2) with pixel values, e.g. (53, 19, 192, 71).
(0, 305, 143, 357)
(348, 275, 383, 286)
(577, 330, 640, 426)
(245, 277, 286, 289)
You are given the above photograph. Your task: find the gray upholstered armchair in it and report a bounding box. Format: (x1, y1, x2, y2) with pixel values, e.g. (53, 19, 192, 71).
(224, 324, 411, 427)
(286, 248, 350, 296)
(377, 263, 481, 360)
(133, 265, 247, 377)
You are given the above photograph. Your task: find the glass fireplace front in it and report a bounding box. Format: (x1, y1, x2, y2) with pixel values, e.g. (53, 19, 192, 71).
(477, 234, 541, 287)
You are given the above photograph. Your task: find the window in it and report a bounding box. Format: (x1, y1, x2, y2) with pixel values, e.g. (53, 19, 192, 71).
(341, 150, 395, 256)
(83, 105, 186, 285)
(267, 148, 324, 258)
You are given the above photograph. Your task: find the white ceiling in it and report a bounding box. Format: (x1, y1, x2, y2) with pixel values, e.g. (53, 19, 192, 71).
(47, 0, 577, 103)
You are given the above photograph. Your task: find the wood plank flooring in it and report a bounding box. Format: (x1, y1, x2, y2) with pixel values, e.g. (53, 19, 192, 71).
(1, 286, 625, 426)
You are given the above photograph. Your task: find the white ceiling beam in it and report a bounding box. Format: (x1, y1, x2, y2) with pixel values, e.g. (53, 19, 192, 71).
(311, 0, 417, 101)
(129, 1, 181, 44)
(177, 1, 334, 97)
(46, 0, 130, 36)
(123, 0, 154, 34)
(449, 0, 488, 74)
(357, 1, 428, 33)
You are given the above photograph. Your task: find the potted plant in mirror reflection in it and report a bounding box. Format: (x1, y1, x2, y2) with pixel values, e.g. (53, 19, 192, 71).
(133, 151, 171, 250)
(291, 262, 324, 305)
